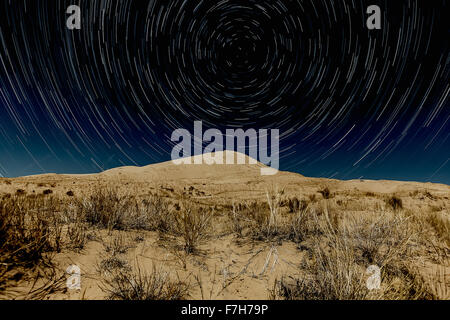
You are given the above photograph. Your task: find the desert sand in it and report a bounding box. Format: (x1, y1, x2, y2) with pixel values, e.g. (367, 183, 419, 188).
(0, 151, 449, 300)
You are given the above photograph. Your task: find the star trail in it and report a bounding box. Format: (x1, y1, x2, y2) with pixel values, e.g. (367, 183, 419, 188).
(0, 0, 448, 183)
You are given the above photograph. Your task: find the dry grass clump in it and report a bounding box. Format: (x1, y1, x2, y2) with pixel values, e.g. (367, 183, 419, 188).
(75, 189, 175, 233)
(386, 195, 403, 211)
(101, 262, 189, 300)
(79, 188, 131, 230)
(0, 194, 64, 296)
(174, 202, 212, 253)
(425, 211, 450, 246)
(0, 195, 61, 267)
(127, 195, 174, 232)
(318, 187, 332, 199)
(271, 204, 439, 300)
(271, 211, 367, 300)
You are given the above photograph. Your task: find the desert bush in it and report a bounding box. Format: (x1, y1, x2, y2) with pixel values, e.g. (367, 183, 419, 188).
(126, 195, 173, 232)
(272, 225, 367, 300)
(287, 197, 307, 213)
(271, 205, 437, 300)
(80, 188, 131, 230)
(103, 232, 129, 256)
(318, 187, 331, 199)
(0, 195, 60, 267)
(67, 219, 87, 251)
(287, 204, 323, 243)
(101, 263, 189, 300)
(425, 212, 450, 246)
(348, 212, 412, 267)
(43, 189, 53, 195)
(386, 195, 403, 211)
(0, 195, 64, 294)
(175, 203, 212, 253)
(264, 187, 284, 236)
(99, 256, 129, 272)
(66, 190, 74, 197)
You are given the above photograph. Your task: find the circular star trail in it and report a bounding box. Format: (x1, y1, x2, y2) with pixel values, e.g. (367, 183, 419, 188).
(0, 0, 448, 182)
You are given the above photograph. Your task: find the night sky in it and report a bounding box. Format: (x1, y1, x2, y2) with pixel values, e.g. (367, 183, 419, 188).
(0, 0, 448, 184)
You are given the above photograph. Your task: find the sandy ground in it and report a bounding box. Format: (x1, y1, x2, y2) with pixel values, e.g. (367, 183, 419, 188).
(1, 151, 449, 299)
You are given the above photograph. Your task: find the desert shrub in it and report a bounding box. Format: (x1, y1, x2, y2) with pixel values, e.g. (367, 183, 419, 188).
(348, 212, 412, 266)
(43, 189, 53, 195)
(80, 188, 131, 230)
(287, 204, 323, 243)
(0, 195, 61, 268)
(318, 187, 331, 199)
(386, 195, 403, 211)
(425, 212, 450, 246)
(16, 189, 26, 196)
(174, 203, 212, 254)
(67, 218, 87, 251)
(288, 197, 298, 212)
(103, 232, 129, 256)
(66, 191, 74, 197)
(287, 197, 307, 213)
(272, 228, 368, 300)
(101, 263, 189, 300)
(99, 256, 129, 272)
(271, 206, 436, 300)
(263, 187, 284, 236)
(126, 195, 173, 232)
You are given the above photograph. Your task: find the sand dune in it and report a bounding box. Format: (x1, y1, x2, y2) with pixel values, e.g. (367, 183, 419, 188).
(0, 151, 449, 300)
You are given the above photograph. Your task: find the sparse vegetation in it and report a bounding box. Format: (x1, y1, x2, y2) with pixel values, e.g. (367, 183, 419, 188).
(386, 195, 403, 211)
(101, 263, 189, 300)
(0, 175, 448, 300)
(174, 202, 212, 253)
(318, 187, 332, 199)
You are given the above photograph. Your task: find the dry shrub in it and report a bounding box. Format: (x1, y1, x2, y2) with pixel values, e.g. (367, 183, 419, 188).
(80, 188, 130, 230)
(101, 262, 189, 300)
(288, 203, 323, 243)
(425, 212, 450, 246)
(288, 197, 308, 213)
(271, 204, 436, 300)
(272, 213, 367, 300)
(66, 191, 74, 197)
(103, 232, 129, 256)
(349, 212, 412, 266)
(127, 195, 173, 232)
(318, 187, 332, 199)
(99, 256, 129, 273)
(43, 189, 53, 195)
(0, 195, 61, 267)
(175, 203, 212, 253)
(0, 194, 63, 294)
(67, 219, 87, 251)
(264, 187, 284, 236)
(386, 195, 403, 211)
